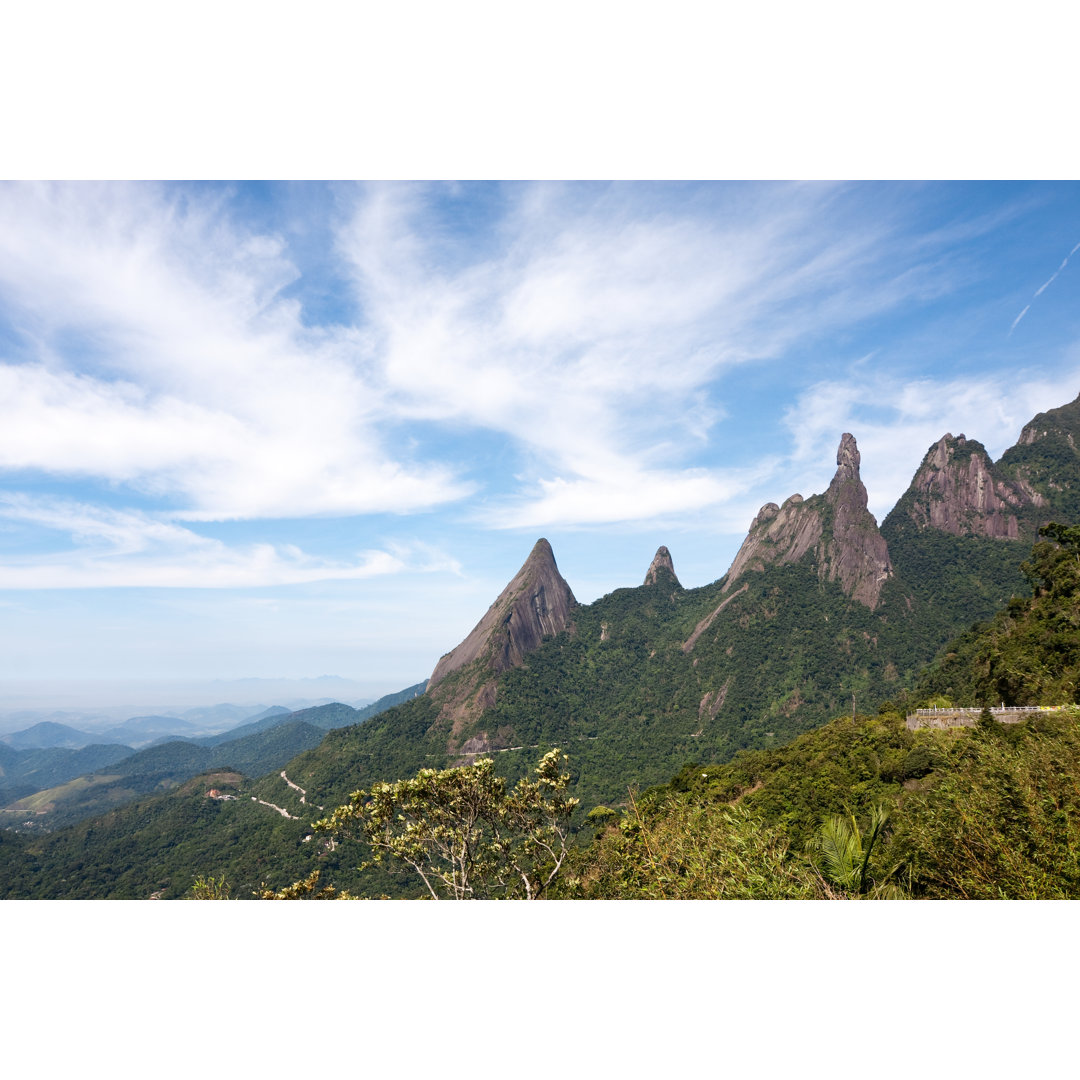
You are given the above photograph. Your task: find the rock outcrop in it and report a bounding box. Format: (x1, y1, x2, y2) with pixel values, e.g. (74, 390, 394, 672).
(893, 433, 1042, 539)
(643, 545, 681, 588)
(823, 433, 893, 608)
(427, 538, 577, 743)
(724, 433, 892, 610)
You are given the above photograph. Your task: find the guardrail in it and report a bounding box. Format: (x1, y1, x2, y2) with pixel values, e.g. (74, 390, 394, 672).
(905, 704, 1071, 730)
(911, 705, 1067, 715)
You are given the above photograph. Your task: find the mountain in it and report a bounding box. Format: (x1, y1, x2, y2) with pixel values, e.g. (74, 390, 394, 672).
(997, 391, 1080, 520)
(887, 433, 1043, 541)
(1, 721, 98, 750)
(0, 684, 428, 830)
(2, 721, 328, 828)
(99, 715, 202, 748)
(426, 538, 577, 750)
(0, 742, 135, 805)
(9, 391, 1080, 899)
(278, 406, 1080, 814)
(725, 433, 892, 609)
(914, 519, 1080, 708)
(179, 703, 275, 727)
(643, 546, 681, 589)
(879, 398, 1080, 656)
(197, 707, 295, 747)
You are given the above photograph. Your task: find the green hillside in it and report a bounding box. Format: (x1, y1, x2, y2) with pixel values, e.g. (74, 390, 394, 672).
(914, 523, 1080, 707)
(7, 398, 1080, 900)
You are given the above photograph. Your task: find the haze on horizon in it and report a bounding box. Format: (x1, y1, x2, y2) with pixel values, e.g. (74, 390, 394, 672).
(2, 181, 1079, 706)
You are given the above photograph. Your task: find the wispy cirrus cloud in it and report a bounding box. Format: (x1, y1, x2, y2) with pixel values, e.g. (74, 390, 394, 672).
(336, 182, 972, 528)
(0, 495, 460, 588)
(0, 182, 471, 522)
(0, 180, 1046, 566)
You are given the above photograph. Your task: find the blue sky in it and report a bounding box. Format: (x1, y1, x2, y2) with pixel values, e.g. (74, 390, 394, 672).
(1, 180, 1079, 699)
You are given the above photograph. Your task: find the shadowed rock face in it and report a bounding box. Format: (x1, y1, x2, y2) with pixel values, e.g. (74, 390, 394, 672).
(823, 434, 893, 608)
(724, 433, 892, 610)
(643, 545, 681, 588)
(899, 434, 1042, 539)
(429, 539, 576, 691)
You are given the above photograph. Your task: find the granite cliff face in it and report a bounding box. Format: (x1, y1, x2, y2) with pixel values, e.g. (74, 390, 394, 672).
(891, 433, 1042, 539)
(725, 433, 892, 609)
(823, 434, 894, 608)
(427, 538, 577, 746)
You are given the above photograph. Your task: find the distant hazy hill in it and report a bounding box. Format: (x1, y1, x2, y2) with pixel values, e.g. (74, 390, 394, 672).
(1, 683, 427, 831)
(98, 715, 203, 748)
(0, 742, 135, 804)
(1, 721, 98, 750)
(3, 720, 327, 828)
(197, 707, 293, 747)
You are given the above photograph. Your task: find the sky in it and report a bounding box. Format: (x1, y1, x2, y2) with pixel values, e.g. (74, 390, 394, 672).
(1, 180, 1079, 703)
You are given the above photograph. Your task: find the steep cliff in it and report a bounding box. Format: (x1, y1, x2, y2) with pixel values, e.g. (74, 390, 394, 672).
(426, 538, 577, 747)
(724, 433, 892, 609)
(886, 433, 1042, 540)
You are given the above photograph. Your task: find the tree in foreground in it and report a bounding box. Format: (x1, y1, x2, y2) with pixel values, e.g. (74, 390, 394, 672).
(313, 749, 578, 899)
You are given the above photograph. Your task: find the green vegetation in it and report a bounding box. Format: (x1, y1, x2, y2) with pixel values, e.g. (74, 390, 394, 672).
(915, 523, 1080, 706)
(2, 721, 328, 828)
(314, 750, 577, 899)
(559, 706, 1080, 899)
(0, 742, 135, 805)
(557, 523, 1080, 900)
(998, 395, 1080, 522)
(889, 709, 1080, 898)
(7, 431, 1080, 900)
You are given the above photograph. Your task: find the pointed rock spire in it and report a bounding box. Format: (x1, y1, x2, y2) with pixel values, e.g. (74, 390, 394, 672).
(643, 545, 681, 588)
(822, 433, 892, 608)
(428, 538, 577, 692)
(724, 433, 892, 609)
(831, 431, 862, 487)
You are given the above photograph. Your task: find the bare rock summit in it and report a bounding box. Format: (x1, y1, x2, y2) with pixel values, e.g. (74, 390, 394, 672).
(725, 433, 892, 609)
(427, 538, 577, 745)
(894, 433, 1043, 540)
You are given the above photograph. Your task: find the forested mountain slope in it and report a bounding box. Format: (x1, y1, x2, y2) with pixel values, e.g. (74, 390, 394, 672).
(6, 393, 1080, 899)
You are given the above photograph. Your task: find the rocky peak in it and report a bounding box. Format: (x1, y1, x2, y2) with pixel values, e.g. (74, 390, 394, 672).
(993, 393, 1080, 519)
(887, 432, 1043, 540)
(822, 433, 892, 607)
(429, 538, 576, 691)
(725, 433, 892, 609)
(832, 432, 861, 485)
(1016, 391, 1080, 447)
(643, 545, 681, 588)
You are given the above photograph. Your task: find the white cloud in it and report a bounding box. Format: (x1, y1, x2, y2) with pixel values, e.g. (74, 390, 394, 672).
(0, 495, 459, 588)
(0, 182, 471, 521)
(336, 181, 966, 527)
(0, 180, 1042, 544)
